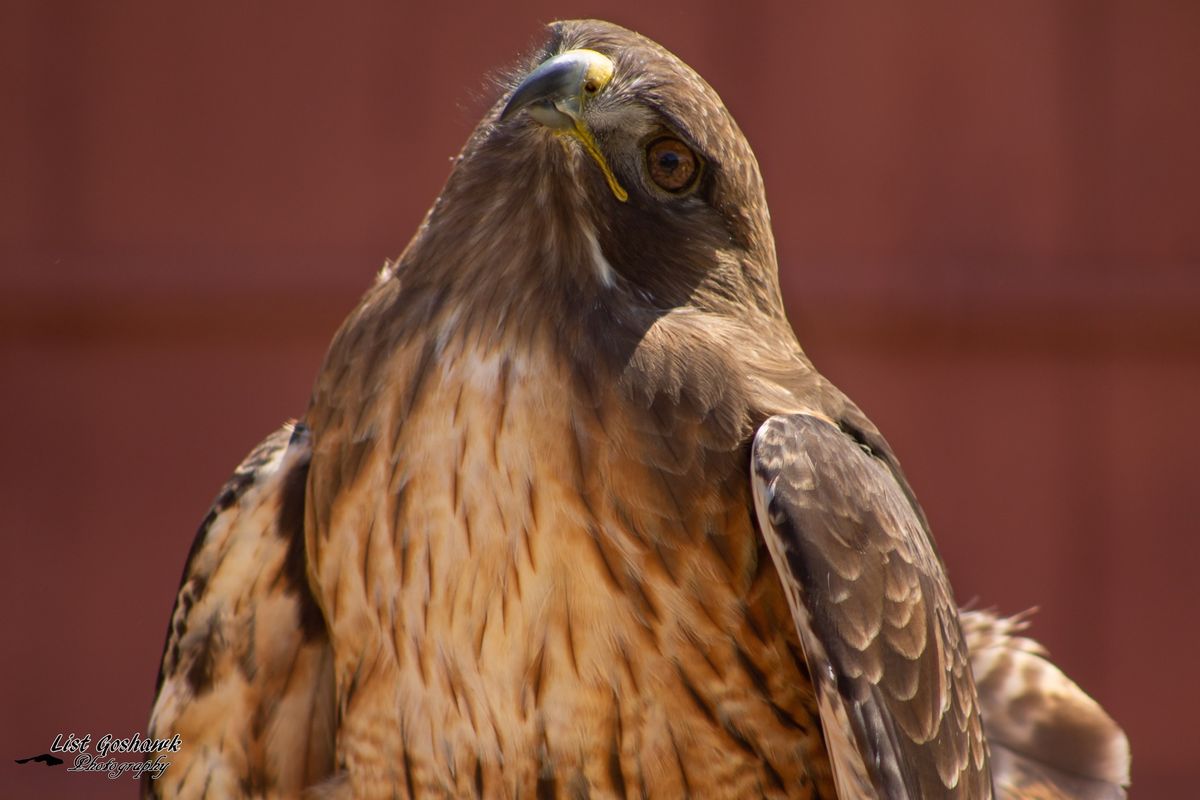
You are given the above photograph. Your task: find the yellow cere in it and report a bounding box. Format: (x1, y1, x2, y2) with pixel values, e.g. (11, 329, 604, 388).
(577, 50, 615, 95)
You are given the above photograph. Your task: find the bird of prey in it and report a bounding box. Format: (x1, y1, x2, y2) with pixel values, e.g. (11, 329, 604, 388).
(146, 19, 1130, 800)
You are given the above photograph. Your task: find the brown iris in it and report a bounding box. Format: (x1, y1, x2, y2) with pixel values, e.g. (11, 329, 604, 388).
(646, 137, 699, 192)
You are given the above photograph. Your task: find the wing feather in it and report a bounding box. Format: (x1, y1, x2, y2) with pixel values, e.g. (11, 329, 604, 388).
(145, 423, 335, 799)
(751, 413, 992, 799)
(961, 610, 1130, 800)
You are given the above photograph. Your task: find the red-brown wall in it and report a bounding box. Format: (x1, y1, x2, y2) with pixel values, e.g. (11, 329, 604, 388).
(3, 2, 1196, 796)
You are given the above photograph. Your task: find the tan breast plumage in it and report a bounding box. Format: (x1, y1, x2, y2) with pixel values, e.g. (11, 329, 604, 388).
(304, 330, 835, 798)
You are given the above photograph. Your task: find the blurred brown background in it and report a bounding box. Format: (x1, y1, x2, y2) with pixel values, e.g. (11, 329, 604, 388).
(3, 1, 1197, 797)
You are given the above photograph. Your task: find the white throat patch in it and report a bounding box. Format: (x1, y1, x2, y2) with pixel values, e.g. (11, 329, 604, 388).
(582, 223, 615, 288)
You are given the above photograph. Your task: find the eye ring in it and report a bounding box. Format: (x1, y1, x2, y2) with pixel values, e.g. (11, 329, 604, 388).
(645, 137, 699, 193)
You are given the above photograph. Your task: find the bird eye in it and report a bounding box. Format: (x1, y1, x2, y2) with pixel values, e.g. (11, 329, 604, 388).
(645, 137, 698, 193)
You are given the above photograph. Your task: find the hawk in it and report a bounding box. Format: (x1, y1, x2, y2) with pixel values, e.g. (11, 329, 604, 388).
(146, 19, 1130, 800)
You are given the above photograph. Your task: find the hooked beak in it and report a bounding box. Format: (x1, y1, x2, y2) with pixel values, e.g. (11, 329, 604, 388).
(501, 49, 628, 202)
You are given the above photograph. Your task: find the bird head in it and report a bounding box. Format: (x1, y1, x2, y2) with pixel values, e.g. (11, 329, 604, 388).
(415, 20, 785, 326)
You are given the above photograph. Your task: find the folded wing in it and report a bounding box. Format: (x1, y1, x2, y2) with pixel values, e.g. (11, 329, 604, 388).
(145, 423, 335, 799)
(751, 413, 992, 799)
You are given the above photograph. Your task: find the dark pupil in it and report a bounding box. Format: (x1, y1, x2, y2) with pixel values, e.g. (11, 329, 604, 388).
(658, 151, 680, 172)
